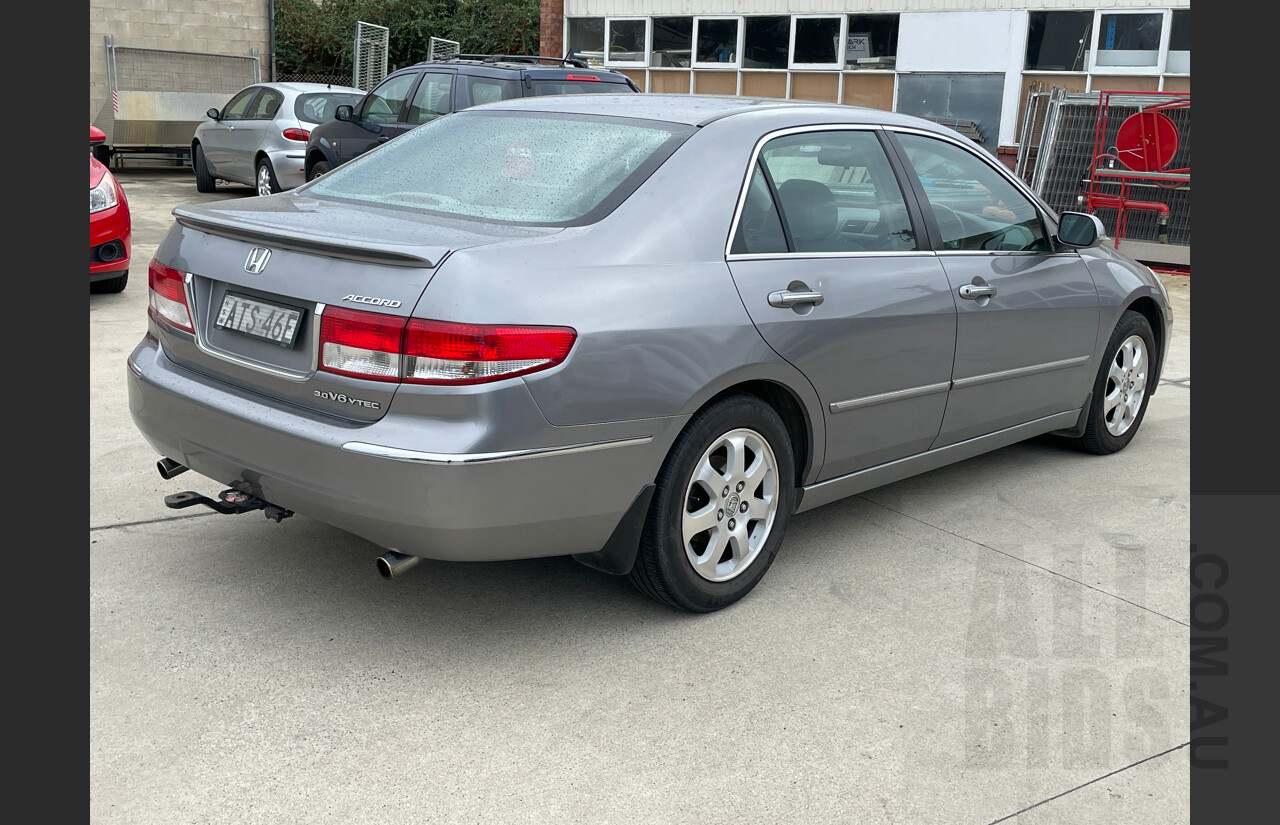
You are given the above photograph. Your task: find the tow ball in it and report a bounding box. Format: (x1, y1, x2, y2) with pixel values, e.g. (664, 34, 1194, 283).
(164, 489, 294, 523)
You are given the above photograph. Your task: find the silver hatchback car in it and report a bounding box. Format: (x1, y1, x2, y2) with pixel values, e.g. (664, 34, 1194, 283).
(130, 94, 1172, 612)
(192, 81, 366, 196)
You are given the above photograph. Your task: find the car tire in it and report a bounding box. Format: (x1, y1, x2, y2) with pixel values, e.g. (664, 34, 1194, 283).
(1073, 309, 1157, 455)
(193, 144, 216, 193)
(629, 392, 796, 613)
(256, 158, 281, 196)
(90, 271, 128, 294)
(308, 160, 331, 182)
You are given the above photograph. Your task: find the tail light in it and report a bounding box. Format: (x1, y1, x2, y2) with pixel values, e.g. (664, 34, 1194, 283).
(404, 320, 576, 385)
(318, 309, 576, 385)
(148, 259, 193, 332)
(319, 308, 403, 382)
(282, 127, 310, 142)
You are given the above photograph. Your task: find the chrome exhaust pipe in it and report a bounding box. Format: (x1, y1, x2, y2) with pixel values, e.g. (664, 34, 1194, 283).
(377, 550, 420, 580)
(157, 457, 189, 480)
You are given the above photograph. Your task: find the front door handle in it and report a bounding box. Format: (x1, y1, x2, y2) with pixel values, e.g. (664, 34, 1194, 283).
(959, 284, 996, 299)
(768, 289, 825, 308)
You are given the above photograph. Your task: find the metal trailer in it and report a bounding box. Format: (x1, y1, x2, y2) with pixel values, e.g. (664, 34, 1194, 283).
(93, 36, 260, 167)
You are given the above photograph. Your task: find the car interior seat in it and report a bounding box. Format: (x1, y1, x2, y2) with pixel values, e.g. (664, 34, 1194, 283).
(776, 178, 840, 252)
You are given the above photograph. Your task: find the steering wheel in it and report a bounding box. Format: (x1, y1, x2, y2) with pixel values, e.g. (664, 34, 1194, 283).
(931, 203, 980, 250)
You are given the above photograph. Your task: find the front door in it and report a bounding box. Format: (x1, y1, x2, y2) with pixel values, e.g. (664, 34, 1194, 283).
(888, 131, 1101, 447)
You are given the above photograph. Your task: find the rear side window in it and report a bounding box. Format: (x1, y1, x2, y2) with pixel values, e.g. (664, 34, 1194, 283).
(529, 80, 635, 96)
(247, 88, 284, 119)
(466, 76, 521, 107)
(306, 111, 692, 226)
(295, 92, 365, 124)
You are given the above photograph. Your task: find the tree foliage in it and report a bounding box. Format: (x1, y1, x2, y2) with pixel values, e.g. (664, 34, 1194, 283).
(274, 0, 541, 76)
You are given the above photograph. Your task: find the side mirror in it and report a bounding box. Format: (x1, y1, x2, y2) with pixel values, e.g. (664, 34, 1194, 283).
(1057, 211, 1106, 248)
(207, 107, 221, 120)
(335, 105, 354, 122)
(90, 125, 106, 146)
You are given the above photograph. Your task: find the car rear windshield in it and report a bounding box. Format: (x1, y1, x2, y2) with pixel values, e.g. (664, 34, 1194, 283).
(294, 92, 365, 124)
(303, 110, 692, 226)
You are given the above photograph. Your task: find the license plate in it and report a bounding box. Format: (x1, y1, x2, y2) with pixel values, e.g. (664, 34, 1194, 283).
(214, 292, 303, 348)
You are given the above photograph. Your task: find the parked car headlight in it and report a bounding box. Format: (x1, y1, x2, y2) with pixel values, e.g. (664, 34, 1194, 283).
(90, 172, 119, 214)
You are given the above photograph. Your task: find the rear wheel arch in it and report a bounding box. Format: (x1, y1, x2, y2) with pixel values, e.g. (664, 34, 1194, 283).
(689, 380, 814, 494)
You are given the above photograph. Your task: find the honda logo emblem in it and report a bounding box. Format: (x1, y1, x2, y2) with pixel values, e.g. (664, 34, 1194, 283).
(244, 247, 272, 274)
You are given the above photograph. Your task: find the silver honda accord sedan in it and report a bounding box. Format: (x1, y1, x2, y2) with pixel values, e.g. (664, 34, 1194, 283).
(128, 94, 1172, 612)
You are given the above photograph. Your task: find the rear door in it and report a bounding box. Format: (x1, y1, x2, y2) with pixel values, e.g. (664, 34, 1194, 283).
(726, 126, 957, 479)
(887, 130, 1100, 447)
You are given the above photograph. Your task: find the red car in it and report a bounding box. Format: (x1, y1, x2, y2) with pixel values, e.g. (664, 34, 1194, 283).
(90, 126, 131, 293)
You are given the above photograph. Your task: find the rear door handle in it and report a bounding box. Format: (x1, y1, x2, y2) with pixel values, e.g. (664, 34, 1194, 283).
(768, 290, 824, 308)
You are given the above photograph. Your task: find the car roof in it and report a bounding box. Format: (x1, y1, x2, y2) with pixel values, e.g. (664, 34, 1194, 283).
(473, 93, 956, 132)
(405, 54, 631, 76)
(263, 81, 365, 95)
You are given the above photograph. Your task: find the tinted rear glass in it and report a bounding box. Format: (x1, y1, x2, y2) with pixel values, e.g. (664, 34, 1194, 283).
(304, 110, 691, 226)
(295, 92, 366, 124)
(529, 80, 635, 96)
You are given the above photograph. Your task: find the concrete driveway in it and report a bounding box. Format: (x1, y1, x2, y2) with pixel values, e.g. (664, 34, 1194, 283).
(90, 167, 1191, 824)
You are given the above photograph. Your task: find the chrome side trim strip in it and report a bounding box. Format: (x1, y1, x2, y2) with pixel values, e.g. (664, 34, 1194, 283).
(728, 250, 935, 262)
(952, 355, 1091, 389)
(341, 435, 654, 465)
(829, 381, 951, 413)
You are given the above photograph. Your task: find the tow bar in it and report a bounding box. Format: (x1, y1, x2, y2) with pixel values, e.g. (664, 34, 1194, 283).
(164, 489, 294, 523)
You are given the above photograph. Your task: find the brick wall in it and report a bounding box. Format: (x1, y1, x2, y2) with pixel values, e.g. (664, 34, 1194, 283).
(540, 0, 564, 58)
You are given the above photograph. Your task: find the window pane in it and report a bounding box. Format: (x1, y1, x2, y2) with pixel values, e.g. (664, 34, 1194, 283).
(406, 74, 452, 124)
(795, 18, 841, 65)
(1025, 11, 1092, 71)
(896, 133, 1047, 252)
(760, 131, 917, 253)
(569, 18, 605, 65)
(1096, 13, 1162, 67)
(743, 16, 789, 70)
(247, 89, 283, 119)
(845, 15, 898, 70)
(653, 17, 693, 68)
(1168, 10, 1190, 73)
(222, 89, 258, 119)
(697, 19, 739, 64)
(466, 77, 520, 107)
(608, 19, 646, 62)
(295, 92, 364, 124)
(361, 74, 417, 123)
(732, 163, 787, 254)
(307, 112, 691, 226)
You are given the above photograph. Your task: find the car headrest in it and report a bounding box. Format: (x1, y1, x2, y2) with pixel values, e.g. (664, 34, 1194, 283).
(776, 178, 838, 244)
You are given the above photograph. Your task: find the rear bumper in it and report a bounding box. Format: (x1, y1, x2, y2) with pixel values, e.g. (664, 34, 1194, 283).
(127, 334, 683, 561)
(266, 147, 308, 190)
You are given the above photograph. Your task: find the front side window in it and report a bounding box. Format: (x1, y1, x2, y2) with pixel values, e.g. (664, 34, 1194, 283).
(895, 132, 1048, 252)
(742, 130, 916, 254)
(1025, 11, 1093, 72)
(305, 111, 692, 226)
(360, 73, 418, 123)
(406, 73, 453, 124)
(219, 88, 259, 120)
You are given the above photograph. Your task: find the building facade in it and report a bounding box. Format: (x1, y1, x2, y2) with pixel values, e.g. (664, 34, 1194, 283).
(541, 1, 1190, 159)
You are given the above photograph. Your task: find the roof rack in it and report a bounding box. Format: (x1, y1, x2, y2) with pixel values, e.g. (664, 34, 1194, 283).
(440, 53, 590, 69)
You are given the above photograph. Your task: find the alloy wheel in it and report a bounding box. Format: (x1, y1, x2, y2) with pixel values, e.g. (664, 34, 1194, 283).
(681, 428, 779, 582)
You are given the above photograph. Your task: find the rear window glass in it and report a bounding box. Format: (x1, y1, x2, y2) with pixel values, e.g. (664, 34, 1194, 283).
(304, 111, 691, 226)
(529, 80, 635, 96)
(295, 92, 365, 124)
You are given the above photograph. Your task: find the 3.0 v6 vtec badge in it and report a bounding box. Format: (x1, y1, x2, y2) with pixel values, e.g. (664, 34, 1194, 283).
(314, 390, 380, 409)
